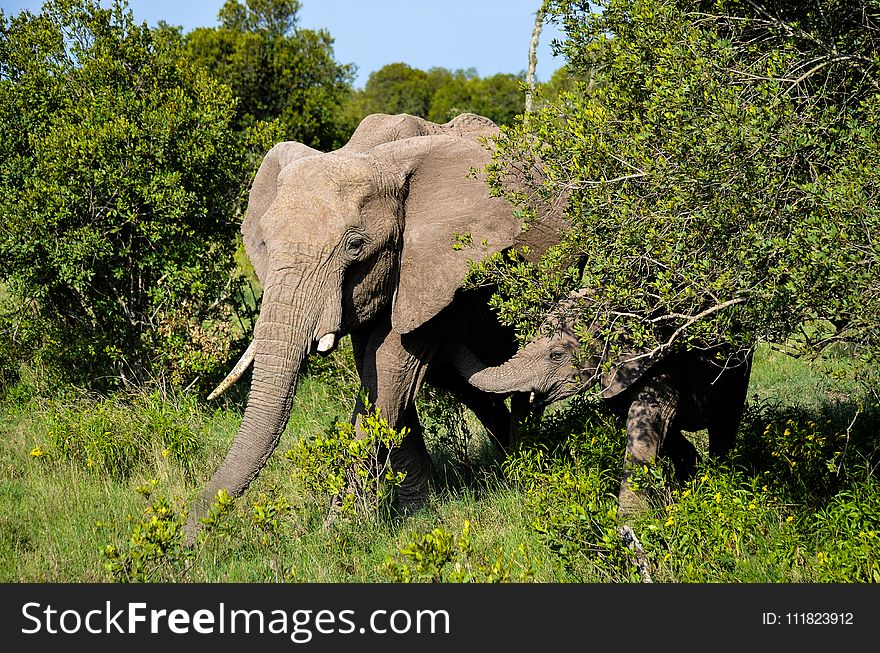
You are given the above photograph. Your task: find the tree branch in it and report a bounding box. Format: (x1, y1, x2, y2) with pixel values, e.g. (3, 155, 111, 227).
(525, 4, 546, 114)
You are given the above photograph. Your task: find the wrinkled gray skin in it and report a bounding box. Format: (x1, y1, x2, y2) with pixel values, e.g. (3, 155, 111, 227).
(452, 290, 753, 516)
(184, 113, 566, 540)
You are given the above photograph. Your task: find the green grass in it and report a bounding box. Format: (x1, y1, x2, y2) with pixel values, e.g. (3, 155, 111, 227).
(748, 343, 864, 408)
(0, 342, 878, 582)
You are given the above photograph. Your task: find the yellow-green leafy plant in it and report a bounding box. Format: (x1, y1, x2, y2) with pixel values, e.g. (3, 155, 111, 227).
(381, 521, 536, 583)
(101, 485, 234, 583)
(285, 400, 407, 523)
(36, 392, 201, 479)
(101, 484, 192, 583)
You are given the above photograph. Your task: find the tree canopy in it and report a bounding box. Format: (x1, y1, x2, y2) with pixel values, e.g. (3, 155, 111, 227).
(344, 62, 528, 128)
(0, 0, 249, 388)
(184, 0, 355, 150)
(481, 0, 880, 378)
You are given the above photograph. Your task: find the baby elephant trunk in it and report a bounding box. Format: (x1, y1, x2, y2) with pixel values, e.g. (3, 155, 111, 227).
(449, 344, 537, 395)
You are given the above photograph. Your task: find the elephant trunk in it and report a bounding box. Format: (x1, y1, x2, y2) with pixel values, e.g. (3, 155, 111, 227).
(185, 274, 321, 542)
(450, 344, 535, 395)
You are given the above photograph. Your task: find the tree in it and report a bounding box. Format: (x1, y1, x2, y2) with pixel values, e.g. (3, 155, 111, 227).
(481, 0, 880, 375)
(428, 70, 525, 125)
(355, 62, 438, 118)
(0, 0, 250, 389)
(471, 73, 527, 125)
(426, 68, 477, 123)
(184, 0, 354, 150)
(344, 63, 526, 130)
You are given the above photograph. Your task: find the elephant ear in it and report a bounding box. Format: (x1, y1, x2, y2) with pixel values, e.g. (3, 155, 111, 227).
(370, 134, 519, 334)
(599, 350, 667, 398)
(241, 141, 320, 285)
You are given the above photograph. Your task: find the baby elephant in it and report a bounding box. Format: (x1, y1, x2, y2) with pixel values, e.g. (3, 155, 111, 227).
(449, 290, 753, 516)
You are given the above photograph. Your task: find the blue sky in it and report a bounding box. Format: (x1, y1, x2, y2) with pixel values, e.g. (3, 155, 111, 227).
(0, 0, 567, 88)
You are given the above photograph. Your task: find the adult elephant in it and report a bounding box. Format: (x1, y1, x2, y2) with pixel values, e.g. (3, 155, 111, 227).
(451, 289, 753, 515)
(184, 113, 566, 539)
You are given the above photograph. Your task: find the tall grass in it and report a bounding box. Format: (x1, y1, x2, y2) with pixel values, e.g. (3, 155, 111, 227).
(0, 343, 877, 582)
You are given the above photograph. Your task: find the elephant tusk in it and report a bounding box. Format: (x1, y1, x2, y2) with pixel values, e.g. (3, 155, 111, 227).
(317, 333, 336, 353)
(207, 341, 257, 401)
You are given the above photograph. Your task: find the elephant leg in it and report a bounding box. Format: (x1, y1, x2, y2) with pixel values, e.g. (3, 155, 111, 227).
(453, 386, 513, 454)
(424, 364, 514, 454)
(660, 423, 698, 483)
(707, 421, 737, 460)
(357, 314, 436, 513)
(619, 367, 680, 518)
(394, 401, 432, 510)
(706, 357, 752, 459)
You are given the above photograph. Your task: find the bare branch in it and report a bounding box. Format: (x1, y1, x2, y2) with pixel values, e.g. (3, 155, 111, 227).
(525, 4, 546, 114)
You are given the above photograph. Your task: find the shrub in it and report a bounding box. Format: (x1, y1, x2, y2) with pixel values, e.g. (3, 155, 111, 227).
(0, 285, 42, 391)
(101, 484, 238, 583)
(480, 0, 880, 374)
(811, 480, 880, 582)
(381, 520, 536, 583)
(0, 0, 249, 389)
(736, 401, 880, 506)
(639, 469, 804, 582)
(503, 397, 641, 580)
(284, 400, 407, 524)
(101, 489, 193, 583)
(32, 391, 202, 479)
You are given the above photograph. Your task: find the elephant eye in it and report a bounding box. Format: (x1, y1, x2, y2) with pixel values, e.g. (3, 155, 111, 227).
(550, 350, 568, 363)
(347, 236, 366, 255)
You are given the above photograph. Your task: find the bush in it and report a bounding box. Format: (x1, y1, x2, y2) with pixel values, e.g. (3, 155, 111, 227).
(101, 483, 237, 583)
(0, 0, 249, 389)
(0, 281, 51, 393)
(381, 520, 536, 583)
(101, 492, 193, 583)
(503, 397, 641, 580)
(284, 401, 407, 524)
(638, 469, 803, 582)
(812, 481, 880, 582)
(481, 0, 880, 369)
(736, 401, 880, 507)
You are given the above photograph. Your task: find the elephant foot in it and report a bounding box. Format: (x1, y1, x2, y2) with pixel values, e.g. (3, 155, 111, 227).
(617, 480, 651, 524)
(389, 440, 434, 517)
(394, 486, 431, 516)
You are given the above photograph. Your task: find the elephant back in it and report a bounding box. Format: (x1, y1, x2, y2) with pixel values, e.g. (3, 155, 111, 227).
(340, 113, 499, 154)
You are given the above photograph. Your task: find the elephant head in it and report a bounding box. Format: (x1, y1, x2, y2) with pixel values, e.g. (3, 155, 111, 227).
(452, 287, 754, 523)
(186, 114, 522, 536)
(451, 289, 665, 407)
